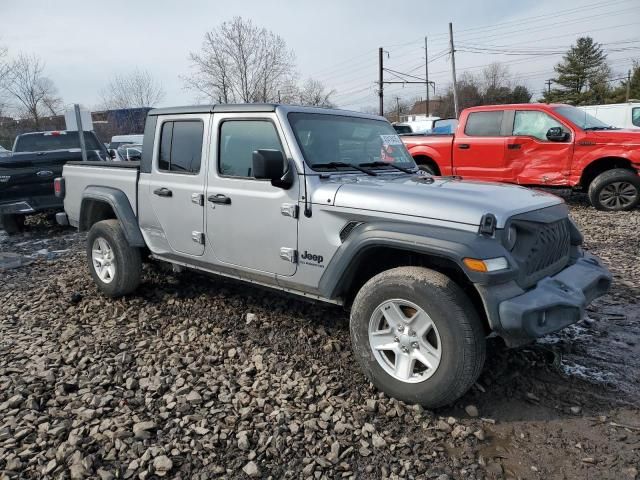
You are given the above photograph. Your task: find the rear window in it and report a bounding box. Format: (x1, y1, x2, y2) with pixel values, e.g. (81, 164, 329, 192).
(13, 132, 102, 152)
(157, 120, 204, 174)
(633, 107, 640, 128)
(464, 111, 504, 136)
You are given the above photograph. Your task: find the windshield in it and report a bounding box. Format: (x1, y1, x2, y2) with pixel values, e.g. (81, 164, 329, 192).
(553, 105, 612, 130)
(14, 131, 104, 153)
(289, 113, 416, 171)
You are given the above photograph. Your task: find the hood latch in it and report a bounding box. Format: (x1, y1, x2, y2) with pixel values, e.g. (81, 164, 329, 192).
(479, 213, 497, 236)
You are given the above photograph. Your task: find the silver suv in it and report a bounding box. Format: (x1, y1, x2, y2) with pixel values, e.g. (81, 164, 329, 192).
(56, 104, 611, 407)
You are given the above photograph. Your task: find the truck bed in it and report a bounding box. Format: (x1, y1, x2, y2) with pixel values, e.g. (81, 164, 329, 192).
(62, 162, 139, 227)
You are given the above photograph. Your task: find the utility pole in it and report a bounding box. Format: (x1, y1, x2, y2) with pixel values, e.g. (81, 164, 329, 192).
(395, 96, 401, 122)
(545, 79, 553, 95)
(448, 23, 459, 119)
(74, 104, 88, 163)
(626, 69, 631, 102)
(425, 36, 430, 117)
(378, 47, 384, 116)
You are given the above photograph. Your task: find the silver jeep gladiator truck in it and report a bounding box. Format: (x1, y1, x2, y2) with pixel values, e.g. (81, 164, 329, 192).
(56, 104, 611, 408)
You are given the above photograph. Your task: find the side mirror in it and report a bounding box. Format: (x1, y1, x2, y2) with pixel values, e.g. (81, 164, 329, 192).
(546, 127, 568, 142)
(108, 149, 117, 159)
(252, 149, 293, 189)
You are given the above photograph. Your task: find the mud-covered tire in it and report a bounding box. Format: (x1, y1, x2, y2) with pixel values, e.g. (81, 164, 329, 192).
(350, 266, 486, 408)
(86, 219, 141, 297)
(0, 214, 26, 235)
(588, 169, 640, 211)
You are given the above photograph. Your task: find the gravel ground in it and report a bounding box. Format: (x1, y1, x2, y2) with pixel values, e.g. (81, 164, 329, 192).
(0, 195, 639, 480)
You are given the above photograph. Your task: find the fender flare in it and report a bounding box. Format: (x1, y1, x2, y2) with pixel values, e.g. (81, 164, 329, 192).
(79, 186, 145, 247)
(318, 220, 515, 300)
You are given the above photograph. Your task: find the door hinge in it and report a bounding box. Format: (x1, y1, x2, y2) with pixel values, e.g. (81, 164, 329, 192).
(280, 247, 297, 263)
(191, 193, 204, 206)
(192, 231, 205, 245)
(281, 203, 299, 218)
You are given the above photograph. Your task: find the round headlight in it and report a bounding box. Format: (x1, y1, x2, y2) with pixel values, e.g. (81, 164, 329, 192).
(505, 226, 517, 251)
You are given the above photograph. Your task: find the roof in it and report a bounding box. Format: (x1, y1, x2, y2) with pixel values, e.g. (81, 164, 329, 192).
(148, 104, 278, 116)
(148, 103, 384, 121)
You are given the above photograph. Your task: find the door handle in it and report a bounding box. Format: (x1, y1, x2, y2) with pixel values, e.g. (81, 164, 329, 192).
(207, 194, 231, 205)
(507, 143, 522, 150)
(153, 187, 172, 197)
(457, 144, 470, 149)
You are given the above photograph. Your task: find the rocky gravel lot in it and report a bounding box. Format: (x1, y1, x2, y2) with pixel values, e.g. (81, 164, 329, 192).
(0, 195, 639, 480)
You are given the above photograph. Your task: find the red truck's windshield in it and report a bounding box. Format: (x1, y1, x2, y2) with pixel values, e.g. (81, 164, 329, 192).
(289, 113, 416, 171)
(553, 105, 615, 130)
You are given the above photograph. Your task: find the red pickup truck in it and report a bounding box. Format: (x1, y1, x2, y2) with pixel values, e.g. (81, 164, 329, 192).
(402, 103, 640, 211)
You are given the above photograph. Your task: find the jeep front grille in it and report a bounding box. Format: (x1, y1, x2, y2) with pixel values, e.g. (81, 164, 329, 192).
(512, 218, 571, 288)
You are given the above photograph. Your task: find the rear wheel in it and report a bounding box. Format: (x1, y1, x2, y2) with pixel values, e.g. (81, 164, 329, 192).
(0, 214, 26, 235)
(350, 266, 486, 408)
(417, 163, 437, 175)
(588, 169, 640, 211)
(87, 219, 141, 297)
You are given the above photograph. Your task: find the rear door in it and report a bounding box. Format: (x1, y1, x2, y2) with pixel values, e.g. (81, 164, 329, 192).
(147, 114, 210, 256)
(452, 110, 509, 181)
(504, 109, 573, 185)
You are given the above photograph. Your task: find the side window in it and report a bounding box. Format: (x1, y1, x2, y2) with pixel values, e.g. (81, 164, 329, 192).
(632, 107, 640, 127)
(464, 111, 504, 136)
(513, 111, 566, 141)
(219, 120, 283, 177)
(157, 120, 204, 173)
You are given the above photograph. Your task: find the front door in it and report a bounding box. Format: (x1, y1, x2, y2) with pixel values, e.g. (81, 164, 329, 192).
(147, 114, 209, 256)
(505, 109, 573, 185)
(205, 115, 299, 276)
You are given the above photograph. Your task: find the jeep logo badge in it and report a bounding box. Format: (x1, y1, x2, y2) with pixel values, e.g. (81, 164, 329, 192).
(37, 170, 54, 178)
(300, 251, 324, 264)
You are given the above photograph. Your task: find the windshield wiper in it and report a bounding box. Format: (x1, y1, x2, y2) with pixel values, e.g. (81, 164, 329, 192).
(583, 126, 615, 130)
(359, 161, 416, 174)
(310, 161, 377, 176)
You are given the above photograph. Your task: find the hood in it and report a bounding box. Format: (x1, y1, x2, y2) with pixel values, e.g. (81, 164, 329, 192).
(584, 129, 640, 146)
(328, 174, 563, 228)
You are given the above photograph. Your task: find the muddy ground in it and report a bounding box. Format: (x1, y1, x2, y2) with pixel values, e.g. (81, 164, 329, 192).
(0, 194, 638, 480)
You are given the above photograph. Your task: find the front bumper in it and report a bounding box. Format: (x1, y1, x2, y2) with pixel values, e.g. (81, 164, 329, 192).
(478, 252, 612, 346)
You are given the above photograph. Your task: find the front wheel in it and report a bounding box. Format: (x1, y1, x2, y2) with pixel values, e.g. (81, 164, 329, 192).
(588, 169, 640, 211)
(350, 266, 486, 408)
(86, 219, 141, 297)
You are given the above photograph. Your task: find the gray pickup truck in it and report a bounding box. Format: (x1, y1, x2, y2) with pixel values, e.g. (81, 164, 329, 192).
(57, 104, 611, 407)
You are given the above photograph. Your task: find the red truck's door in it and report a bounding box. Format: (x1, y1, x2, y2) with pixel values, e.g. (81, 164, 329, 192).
(452, 110, 510, 181)
(504, 110, 574, 185)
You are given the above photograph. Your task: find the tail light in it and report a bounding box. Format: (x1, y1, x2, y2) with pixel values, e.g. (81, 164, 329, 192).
(54, 177, 65, 198)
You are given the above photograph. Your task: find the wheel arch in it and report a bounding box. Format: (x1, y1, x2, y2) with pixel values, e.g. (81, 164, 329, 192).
(79, 186, 145, 247)
(580, 156, 636, 189)
(319, 222, 511, 335)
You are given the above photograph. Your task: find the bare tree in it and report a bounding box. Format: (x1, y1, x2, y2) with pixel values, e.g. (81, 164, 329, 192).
(2, 54, 62, 129)
(186, 17, 296, 103)
(296, 78, 336, 107)
(101, 69, 165, 110)
(0, 45, 10, 117)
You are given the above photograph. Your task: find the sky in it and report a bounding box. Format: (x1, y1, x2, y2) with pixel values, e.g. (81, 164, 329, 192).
(1, 0, 638, 112)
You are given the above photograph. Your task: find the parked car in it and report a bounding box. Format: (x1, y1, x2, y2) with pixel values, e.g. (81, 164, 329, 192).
(392, 123, 413, 134)
(0, 130, 109, 233)
(392, 117, 441, 134)
(56, 104, 611, 408)
(579, 102, 640, 130)
(116, 143, 142, 161)
(402, 103, 640, 211)
(0, 145, 11, 157)
(109, 134, 144, 149)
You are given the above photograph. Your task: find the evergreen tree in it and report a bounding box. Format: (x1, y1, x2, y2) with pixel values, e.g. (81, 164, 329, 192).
(544, 37, 609, 104)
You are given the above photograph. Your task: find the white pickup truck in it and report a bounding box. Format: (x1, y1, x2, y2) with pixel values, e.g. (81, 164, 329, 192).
(56, 104, 611, 408)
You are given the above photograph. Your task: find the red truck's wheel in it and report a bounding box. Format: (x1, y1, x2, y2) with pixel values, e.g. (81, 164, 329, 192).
(588, 169, 640, 211)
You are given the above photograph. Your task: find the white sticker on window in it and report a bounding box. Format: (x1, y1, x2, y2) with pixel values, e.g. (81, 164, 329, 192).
(380, 134, 403, 146)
